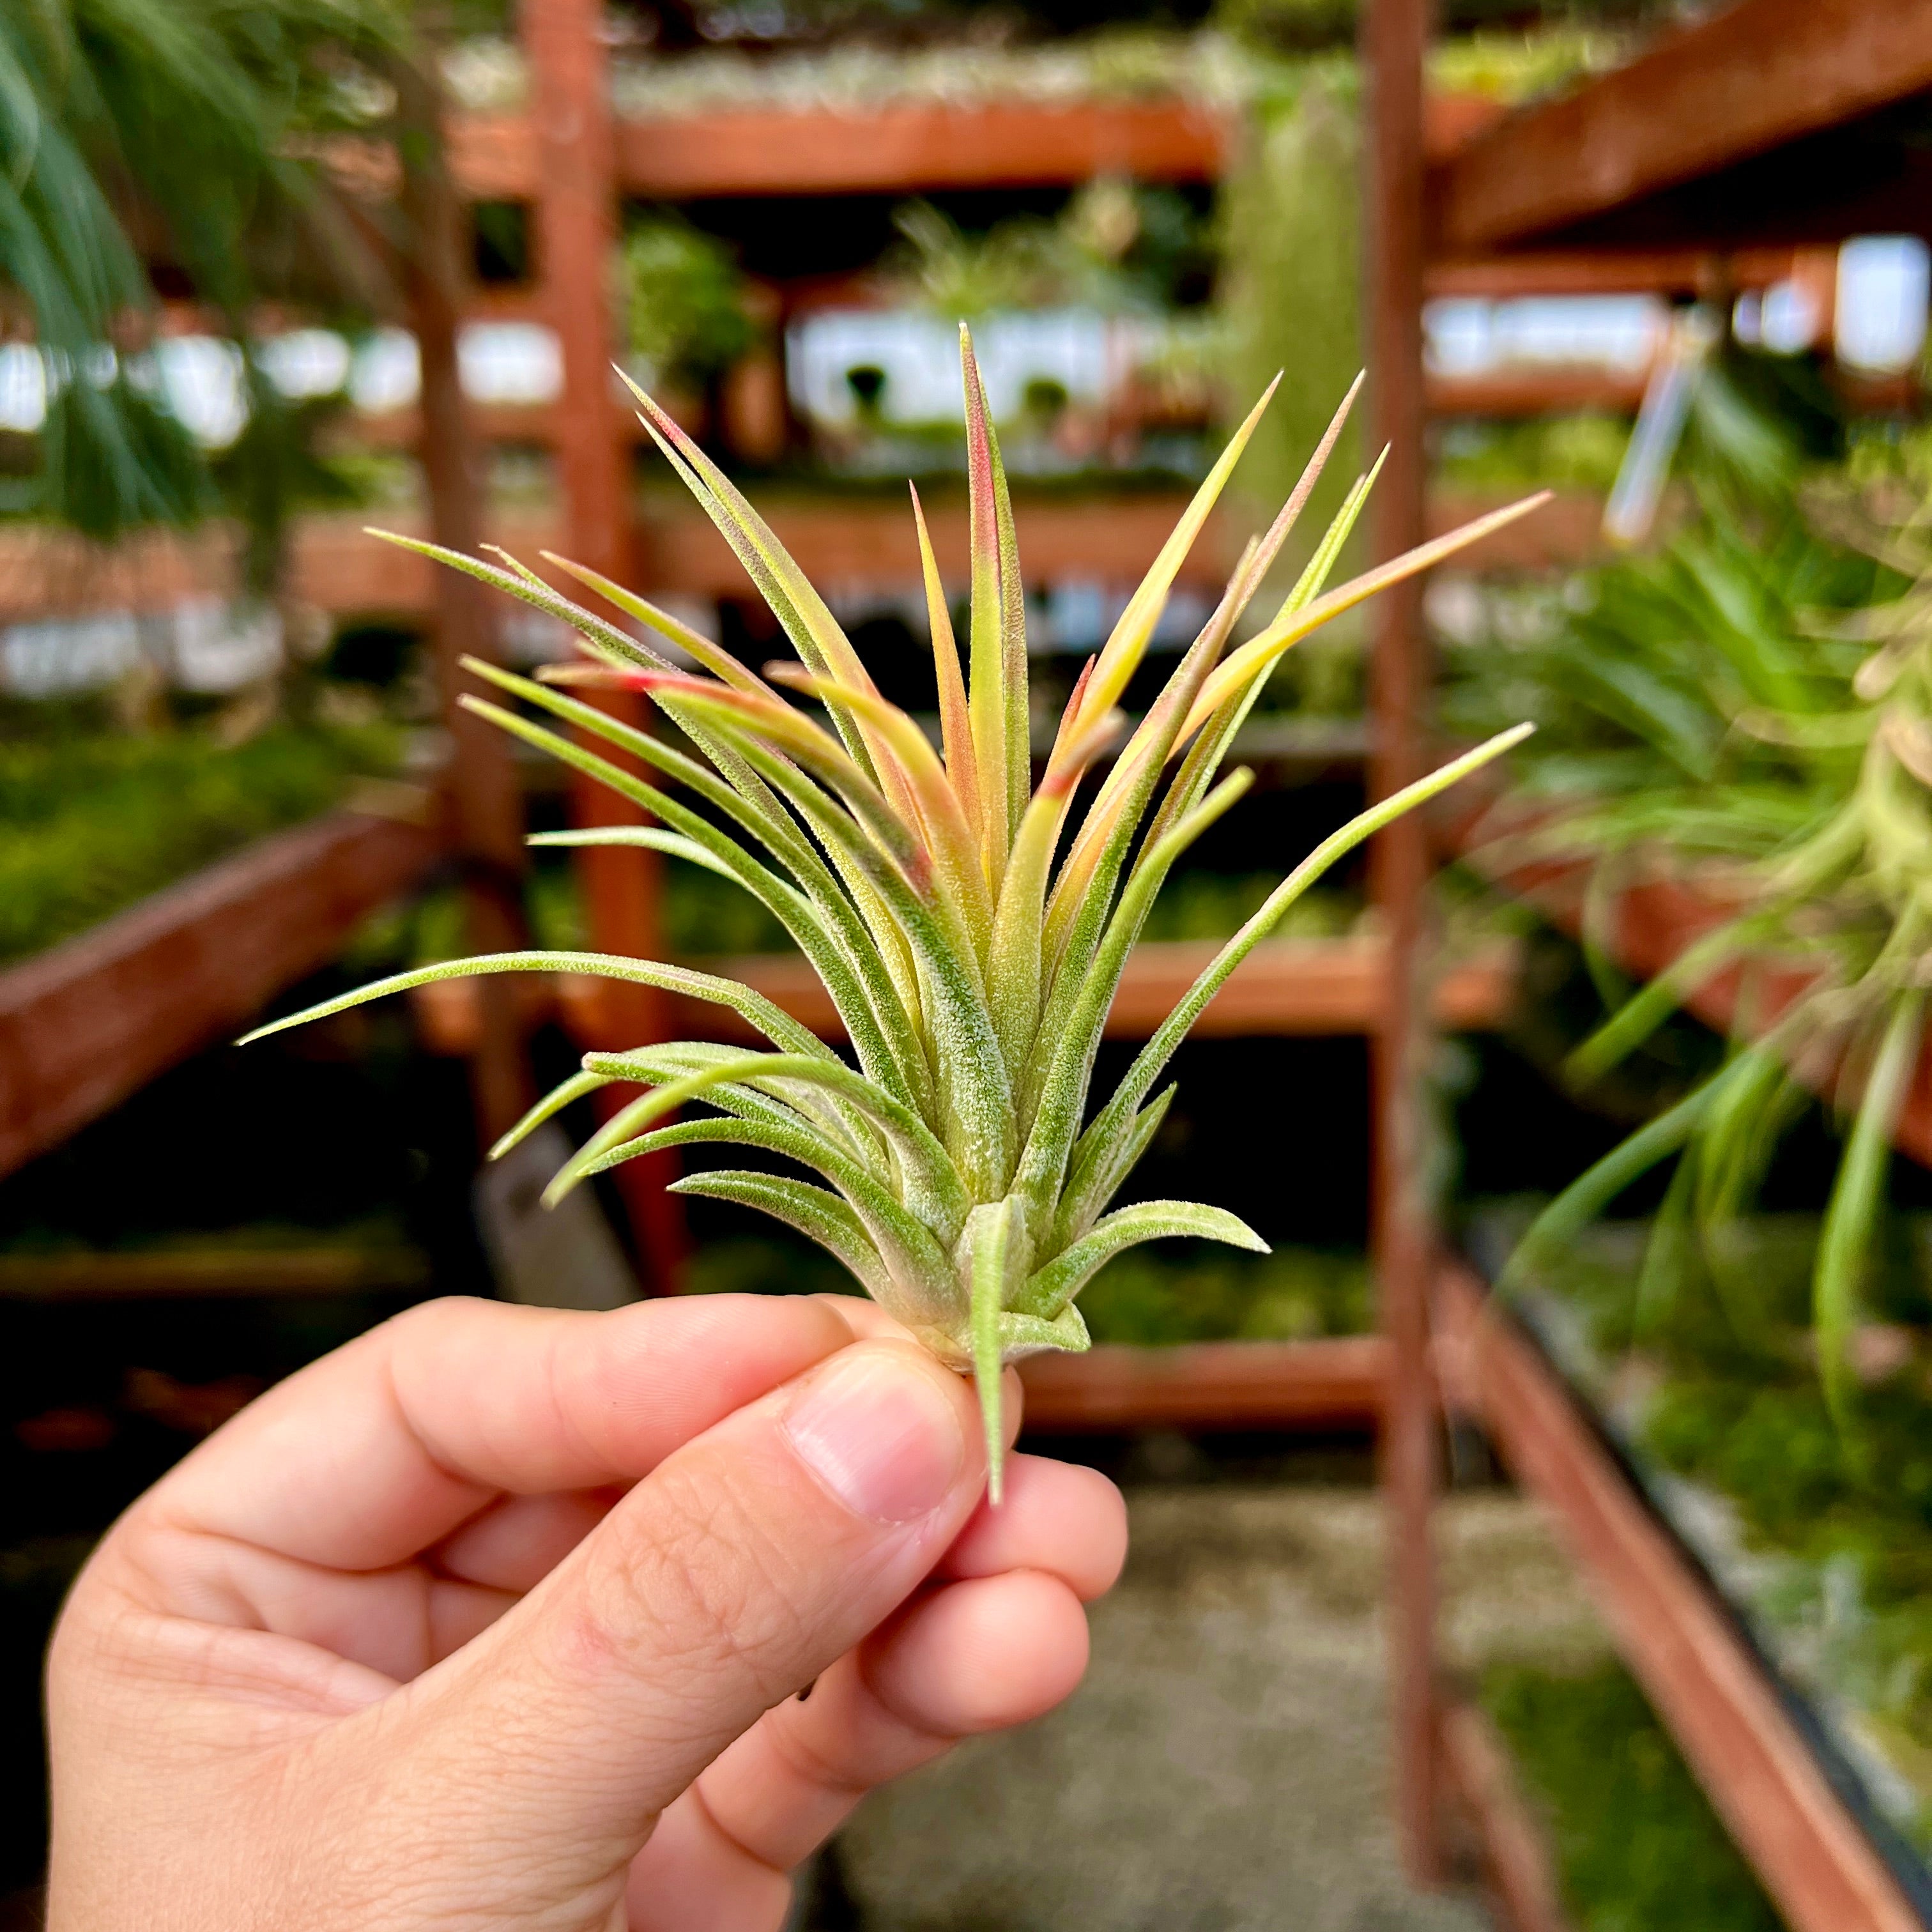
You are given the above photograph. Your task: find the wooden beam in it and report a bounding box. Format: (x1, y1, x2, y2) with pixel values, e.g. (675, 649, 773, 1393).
(0, 810, 438, 1179)
(1365, 0, 1442, 1882)
(1431, 0, 1932, 254)
(394, 50, 533, 1149)
(1425, 243, 1825, 300)
(525, 0, 686, 1287)
(311, 493, 1237, 606)
(446, 98, 1229, 203)
(1429, 369, 1650, 417)
(1436, 1264, 1922, 1932)
(0, 491, 1613, 629)
(1017, 1336, 1386, 1434)
(1439, 1701, 1574, 1932)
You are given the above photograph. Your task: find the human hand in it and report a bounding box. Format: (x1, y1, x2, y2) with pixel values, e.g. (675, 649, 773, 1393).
(45, 1292, 1125, 1931)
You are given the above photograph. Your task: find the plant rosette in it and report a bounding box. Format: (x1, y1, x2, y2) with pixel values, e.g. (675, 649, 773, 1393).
(245, 330, 1537, 1494)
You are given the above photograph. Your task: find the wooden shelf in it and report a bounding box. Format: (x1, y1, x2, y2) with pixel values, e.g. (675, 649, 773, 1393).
(1016, 1334, 1385, 1434)
(1434, 1262, 1924, 1932)
(1438, 1699, 1573, 1932)
(1429, 0, 1932, 255)
(1425, 243, 1830, 301)
(410, 933, 1521, 1055)
(445, 97, 1230, 203)
(0, 809, 439, 1179)
(1429, 369, 1650, 417)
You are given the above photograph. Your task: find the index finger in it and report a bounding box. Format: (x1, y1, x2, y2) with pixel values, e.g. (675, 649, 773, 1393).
(142, 1293, 864, 1570)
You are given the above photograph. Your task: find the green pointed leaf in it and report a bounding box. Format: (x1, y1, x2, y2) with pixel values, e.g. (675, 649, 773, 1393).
(962, 1196, 1029, 1502)
(1816, 992, 1923, 1422)
(668, 1169, 893, 1301)
(1016, 1200, 1268, 1321)
(1084, 724, 1534, 1169)
(238, 951, 831, 1062)
(489, 1068, 610, 1163)
(1054, 1084, 1175, 1254)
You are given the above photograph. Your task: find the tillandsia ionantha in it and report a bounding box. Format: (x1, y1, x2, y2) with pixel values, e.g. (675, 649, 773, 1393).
(245, 330, 1537, 1494)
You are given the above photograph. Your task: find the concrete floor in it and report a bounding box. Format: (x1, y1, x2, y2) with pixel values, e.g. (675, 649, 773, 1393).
(811, 1477, 1606, 1932)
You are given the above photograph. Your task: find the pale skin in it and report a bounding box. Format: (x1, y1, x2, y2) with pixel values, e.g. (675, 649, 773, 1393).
(44, 1292, 1126, 1931)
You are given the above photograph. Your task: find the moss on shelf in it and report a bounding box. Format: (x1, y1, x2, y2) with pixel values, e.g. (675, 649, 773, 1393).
(1483, 1658, 1782, 1932)
(0, 722, 398, 967)
(1077, 1242, 1370, 1346)
(1501, 1212, 1932, 1848)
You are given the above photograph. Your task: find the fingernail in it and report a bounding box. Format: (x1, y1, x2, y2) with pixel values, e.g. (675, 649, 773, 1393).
(783, 1347, 967, 1524)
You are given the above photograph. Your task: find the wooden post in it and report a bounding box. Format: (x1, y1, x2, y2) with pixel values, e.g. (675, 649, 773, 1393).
(394, 53, 531, 1150)
(1363, 0, 1441, 1885)
(524, 0, 688, 1289)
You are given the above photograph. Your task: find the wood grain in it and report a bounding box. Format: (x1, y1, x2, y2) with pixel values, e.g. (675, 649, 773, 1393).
(446, 99, 1229, 202)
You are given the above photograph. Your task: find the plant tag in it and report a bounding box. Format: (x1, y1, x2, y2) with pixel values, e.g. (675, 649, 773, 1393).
(475, 1122, 640, 1310)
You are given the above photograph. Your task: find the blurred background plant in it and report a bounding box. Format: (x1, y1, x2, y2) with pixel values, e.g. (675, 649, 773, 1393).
(0, 0, 408, 567)
(1446, 358, 1932, 1416)
(620, 212, 759, 390)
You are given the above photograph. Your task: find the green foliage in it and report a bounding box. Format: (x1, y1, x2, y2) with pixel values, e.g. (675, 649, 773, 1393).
(1079, 1242, 1368, 1344)
(886, 180, 1210, 321)
(1467, 369, 1932, 1393)
(1508, 1214, 1932, 1823)
(621, 216, 756, 388)
(1222, 2, 1651, 56)
(1484, 1659, 1783, 1932)
(1, 0, 401, 542)
(1434, 414, 1632, 498)
(1218, 68, 1360, 578)
(0, 721, 395, 963)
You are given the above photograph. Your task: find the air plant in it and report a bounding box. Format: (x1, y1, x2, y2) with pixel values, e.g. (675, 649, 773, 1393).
(245, 332, 1535, 1493)
(1479, 414, 1931, 1416)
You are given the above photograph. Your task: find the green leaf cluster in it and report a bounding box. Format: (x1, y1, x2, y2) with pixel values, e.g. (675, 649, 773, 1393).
(1474, 367, 1932, 1412)
(1, 0, 401, 542)
(620, 215, 758, 389)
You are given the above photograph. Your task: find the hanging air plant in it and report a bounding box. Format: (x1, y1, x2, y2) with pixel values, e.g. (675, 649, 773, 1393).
(245, 332, 1535, 1492)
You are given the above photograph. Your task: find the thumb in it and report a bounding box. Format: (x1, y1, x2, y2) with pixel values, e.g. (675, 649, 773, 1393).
(337, 1338, 987, 1910)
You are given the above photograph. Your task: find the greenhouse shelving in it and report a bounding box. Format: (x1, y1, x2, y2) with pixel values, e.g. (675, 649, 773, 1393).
(1429, 0, 1932, 255)
(3, 487, 1604, 629)
(1377, 0, 1932, 1919)
(0, 807, 438, 1181)
(1433, 1262, 1924, 1932)
(1436, 1698, 1571, 1932)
